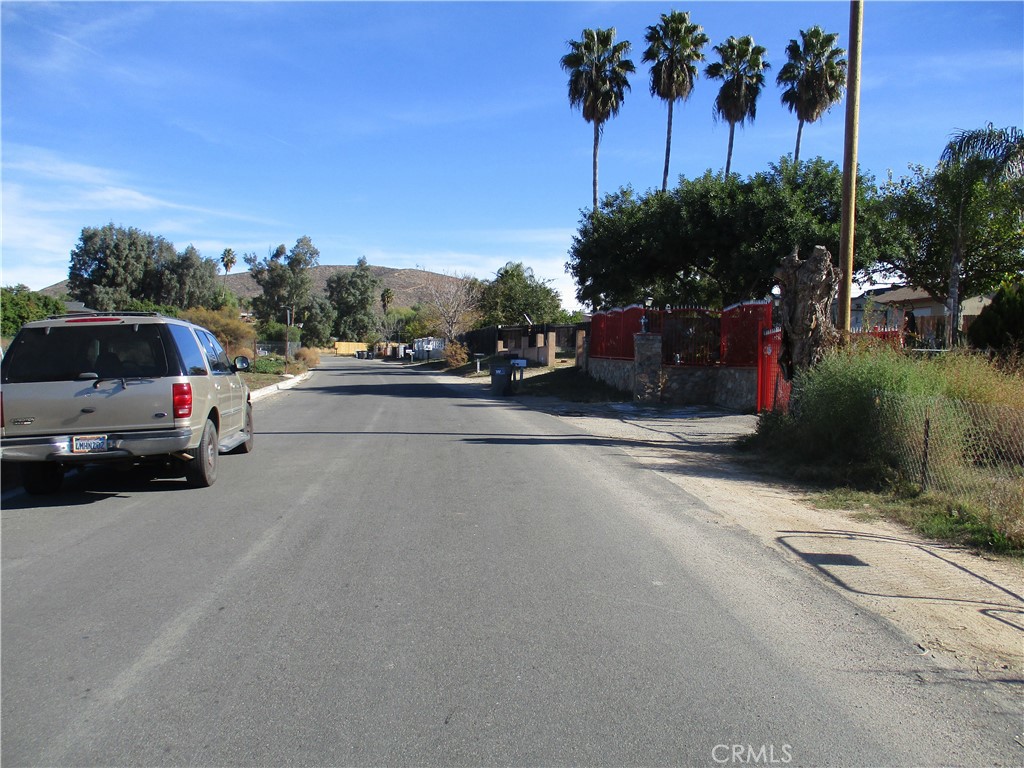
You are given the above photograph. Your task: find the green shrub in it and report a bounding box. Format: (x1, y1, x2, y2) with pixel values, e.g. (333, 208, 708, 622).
(258, 321, 301, 342)
(751, 344, 1024, 549)
(251, 355, 286, 375)
(755, 343, 1023, 479)
(1, 287, 66, 336)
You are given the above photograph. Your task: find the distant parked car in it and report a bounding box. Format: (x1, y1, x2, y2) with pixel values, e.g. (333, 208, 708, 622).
(0, 312, 254, 493)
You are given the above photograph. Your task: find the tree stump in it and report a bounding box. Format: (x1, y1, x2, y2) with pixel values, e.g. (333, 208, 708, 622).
(775, 245, 840, 381)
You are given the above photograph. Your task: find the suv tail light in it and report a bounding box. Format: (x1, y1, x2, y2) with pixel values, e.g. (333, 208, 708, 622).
(172, 383, 193, 418)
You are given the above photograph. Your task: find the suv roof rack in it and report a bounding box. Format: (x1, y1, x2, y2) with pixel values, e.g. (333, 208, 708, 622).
(45, 311, 163, 320)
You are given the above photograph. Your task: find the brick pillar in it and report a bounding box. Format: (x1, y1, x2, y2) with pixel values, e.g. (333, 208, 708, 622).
(633, 333, 662, 402)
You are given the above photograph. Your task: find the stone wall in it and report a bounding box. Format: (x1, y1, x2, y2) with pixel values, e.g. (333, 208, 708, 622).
(711, 367, 758, 411)
(586, 357, 633, 395)
(585, 333, 758, 412)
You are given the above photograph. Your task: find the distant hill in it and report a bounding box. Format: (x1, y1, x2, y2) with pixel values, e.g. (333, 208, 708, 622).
(39, 265, 464, 310)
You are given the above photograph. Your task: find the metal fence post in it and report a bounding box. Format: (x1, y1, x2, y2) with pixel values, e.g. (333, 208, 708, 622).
(921, 405, 931, 491)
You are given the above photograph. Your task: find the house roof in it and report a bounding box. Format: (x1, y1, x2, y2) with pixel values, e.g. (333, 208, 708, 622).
(873, 286, 933, 305)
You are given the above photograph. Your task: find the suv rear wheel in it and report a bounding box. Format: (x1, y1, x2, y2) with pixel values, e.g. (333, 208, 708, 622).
(184, 419, 218, 488)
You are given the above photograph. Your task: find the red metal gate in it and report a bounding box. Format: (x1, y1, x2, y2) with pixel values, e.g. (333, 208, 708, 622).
(757, 327, 791, 413)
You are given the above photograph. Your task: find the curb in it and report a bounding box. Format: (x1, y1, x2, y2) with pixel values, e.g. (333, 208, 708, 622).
(249, 371, 313, 402)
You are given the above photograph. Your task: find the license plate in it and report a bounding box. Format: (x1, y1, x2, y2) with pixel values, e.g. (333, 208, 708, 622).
(72, 435, 107, 453)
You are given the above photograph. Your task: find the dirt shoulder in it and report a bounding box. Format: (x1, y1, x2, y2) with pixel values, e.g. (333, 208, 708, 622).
(537, 398, 1023, 679)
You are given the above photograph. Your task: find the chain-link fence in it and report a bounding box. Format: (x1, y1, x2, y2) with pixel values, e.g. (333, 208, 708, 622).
(876, 393, 1024, 537)
(255, 340, 302, 358)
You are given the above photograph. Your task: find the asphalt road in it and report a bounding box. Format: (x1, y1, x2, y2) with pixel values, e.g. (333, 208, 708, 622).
(2, 357, 1019, 767)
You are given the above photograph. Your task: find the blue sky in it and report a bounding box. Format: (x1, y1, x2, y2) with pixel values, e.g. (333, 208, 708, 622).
(3, 1, 1022, 310)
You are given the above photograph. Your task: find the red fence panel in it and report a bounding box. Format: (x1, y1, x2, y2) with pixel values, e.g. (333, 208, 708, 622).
(757, 327, 791, 413)
(620, 306, 645, 359)
(606, 310, 623, 358)
(721, 301, 773, 367)
(590, 312, 607, 358)
(589, 307, 647, 360)
(589, 301, 773, 365)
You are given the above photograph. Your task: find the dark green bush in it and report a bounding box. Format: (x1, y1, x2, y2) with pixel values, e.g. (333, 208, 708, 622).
(251, 355, 286, 375)
(967, 276, 1024, 355)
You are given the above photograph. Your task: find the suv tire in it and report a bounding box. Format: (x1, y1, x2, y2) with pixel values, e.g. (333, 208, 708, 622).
(185, 419, 218, 488)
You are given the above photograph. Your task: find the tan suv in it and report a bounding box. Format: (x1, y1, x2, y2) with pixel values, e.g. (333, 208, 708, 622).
(1, 312, 253, 493)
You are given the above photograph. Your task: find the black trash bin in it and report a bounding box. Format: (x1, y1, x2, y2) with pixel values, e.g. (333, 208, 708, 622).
(490, 362, 512, 395)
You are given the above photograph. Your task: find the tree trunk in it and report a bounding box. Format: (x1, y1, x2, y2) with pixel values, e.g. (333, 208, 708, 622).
(592, 121, 600, 213)
(794, 119, 804, 166)
(947, 243, 962, 348)
(662, 99, 674, 193)
(775, 245, 841, 381)
(946, 193, 968, 348)
(725, 122, 736, 177)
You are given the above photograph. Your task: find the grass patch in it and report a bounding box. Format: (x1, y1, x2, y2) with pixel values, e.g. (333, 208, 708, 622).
(811, 487, 1022, 556)
(241, 372, 293, 391)
(242, 354, 309, 391)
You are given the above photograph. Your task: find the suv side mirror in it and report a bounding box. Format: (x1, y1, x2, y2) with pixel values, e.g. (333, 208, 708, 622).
(233, 356, 251, 372)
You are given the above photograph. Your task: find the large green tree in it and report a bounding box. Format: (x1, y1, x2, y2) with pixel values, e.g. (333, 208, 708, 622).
(643, 11, 709, 193)
(567, 158, 884, 310)
(245, 236, 320, 326)
(299, 294, 337, 348)
(477, 262, 564, 327)
(69, 223, 221, 311)
(776, 26, 847, 165)
(561, 27, 635, 212)
(69, 224, 153, 310)
(705, 35, 770, 177)
(878, 161, 1024, 343)
(158, 244, 218, 309)
(327, 257, 381, 341)
(937, 124, 1024, 344)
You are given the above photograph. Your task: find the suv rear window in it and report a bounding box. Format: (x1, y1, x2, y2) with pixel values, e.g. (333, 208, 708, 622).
(1, 324, 173, 384)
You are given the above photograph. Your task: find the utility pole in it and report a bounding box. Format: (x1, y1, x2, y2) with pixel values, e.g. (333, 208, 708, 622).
(838, 0, 863, 334)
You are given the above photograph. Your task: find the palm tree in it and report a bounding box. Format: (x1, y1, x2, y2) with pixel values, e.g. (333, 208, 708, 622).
(704, 35, 770, 177)
(380, 287, 394, 314)
(561, 27, 636, 212)
(220, 247, 236, 288)
(776, 26, 847, 165)
(941, 123, 1024, 179)
(937, 124, 1024, 346)
(643, 11, 709, 192)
